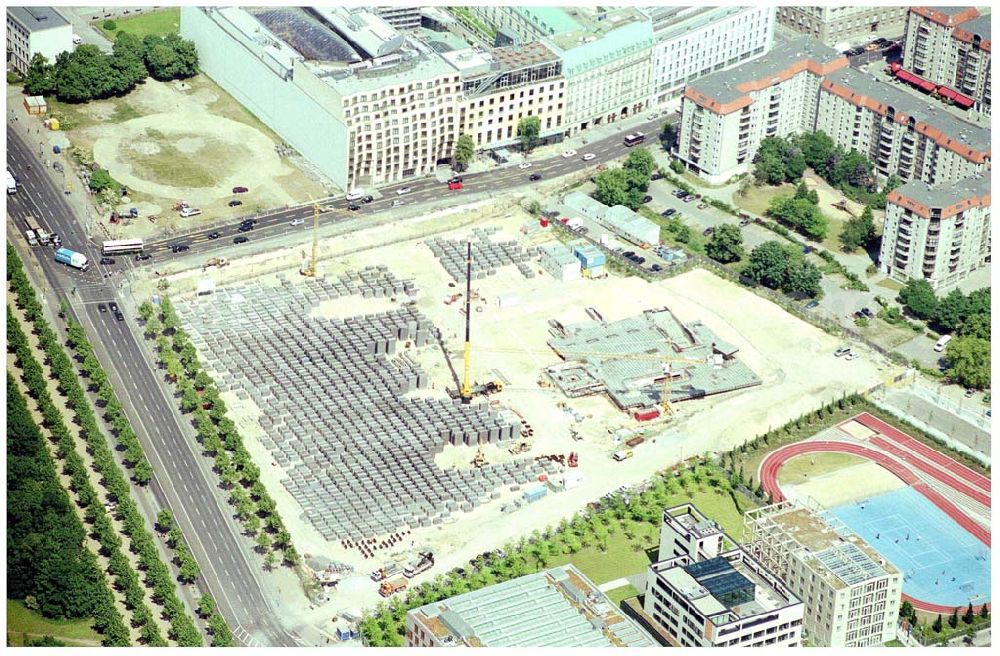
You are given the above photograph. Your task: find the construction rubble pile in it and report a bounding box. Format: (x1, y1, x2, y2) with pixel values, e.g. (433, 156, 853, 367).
(427, 227, 539, 282)
(176, 268, 547, 545)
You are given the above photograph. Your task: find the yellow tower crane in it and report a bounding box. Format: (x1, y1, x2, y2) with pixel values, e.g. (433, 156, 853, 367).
(300, 199, 322, 278)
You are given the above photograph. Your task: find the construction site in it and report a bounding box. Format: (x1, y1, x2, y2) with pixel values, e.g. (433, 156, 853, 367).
(149, 198, 891, 614)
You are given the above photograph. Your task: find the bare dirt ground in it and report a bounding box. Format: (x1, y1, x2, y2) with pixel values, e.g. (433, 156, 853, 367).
(150, 201, 898, 622)
(54, 76, 328, 239)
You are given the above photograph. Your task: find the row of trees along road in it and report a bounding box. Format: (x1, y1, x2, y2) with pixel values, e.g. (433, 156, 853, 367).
(24, 31, 198, 103)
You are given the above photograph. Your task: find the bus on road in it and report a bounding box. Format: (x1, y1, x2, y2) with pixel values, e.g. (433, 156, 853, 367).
(623, 133, 645, 147)
(102, 238, 144, 256)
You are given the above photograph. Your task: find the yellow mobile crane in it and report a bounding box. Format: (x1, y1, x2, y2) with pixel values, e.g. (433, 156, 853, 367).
(300, 198, 350, 277)
(452, 240, 504, 403)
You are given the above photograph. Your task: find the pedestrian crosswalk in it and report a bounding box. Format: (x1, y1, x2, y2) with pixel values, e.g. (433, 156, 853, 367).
(233, 625, 265, 648)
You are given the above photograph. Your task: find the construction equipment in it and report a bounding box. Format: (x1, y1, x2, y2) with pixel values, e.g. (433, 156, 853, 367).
(568, 452, 579, 467)
(451, 240, 504, 402)
(202, 256, 229, 271)
(508, 441, 531, 455)
(378, 577, 408, 597)
(369, 563, 402, 582)
(403, 551, 435, 578)
(471, 446, 488, 468)
(300, 198, 322, 277)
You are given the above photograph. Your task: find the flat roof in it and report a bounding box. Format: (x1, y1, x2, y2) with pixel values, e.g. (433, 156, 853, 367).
(516, 6, 582, 36)
(822, 66, 991, 155)
(687, 36, 843, 107)
(412, 564, 656, 647)
(7, 6, 69, 32)
(891, 175, 990, 210)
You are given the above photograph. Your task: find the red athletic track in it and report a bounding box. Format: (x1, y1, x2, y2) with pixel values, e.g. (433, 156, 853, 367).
(870, 436, 990, 508)
(852, 413, 990, 493)
(760, 440, 991, 613)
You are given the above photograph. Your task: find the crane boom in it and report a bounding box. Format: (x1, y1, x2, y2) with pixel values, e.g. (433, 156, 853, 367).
(461, 240, 473, 401)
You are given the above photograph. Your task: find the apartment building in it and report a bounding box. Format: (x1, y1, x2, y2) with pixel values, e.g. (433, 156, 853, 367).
(777, 6, 908, 46)
(648, 6, 775, 105)
(644, 504, 804, 648)
(744, 502, 902, 647)
(447, 41, 566, 150)
(374, 6, 422, 31)
(817, 66, 991, 185)
(407, 564, 656, 647)
(902, 7, 991, 115)
(675, 37, 847, 183)
(879, 175, 991, 290)
(6, 6, 72, 75)
(181, 6, 463, 190)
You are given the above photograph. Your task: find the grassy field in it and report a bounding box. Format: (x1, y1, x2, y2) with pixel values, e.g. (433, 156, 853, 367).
(604, 584, 641, 607)
(98, 9, 180, 40)
(777, 452, 865, 485)
(733, 183, 793, 217)
(6, 600, 102, 647)
(876, 278, 905, 293)
(855, 317, 921, 349)
(548, 486, 752, 584)
(125, 132, 250, 188)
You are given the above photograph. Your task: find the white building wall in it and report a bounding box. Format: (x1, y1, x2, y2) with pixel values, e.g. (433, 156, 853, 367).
(6, 10, 72, 74)
(650, 6, 774, 105)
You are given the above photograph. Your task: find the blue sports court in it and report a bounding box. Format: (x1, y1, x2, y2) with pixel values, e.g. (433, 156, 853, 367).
(828, 486, 990, 608)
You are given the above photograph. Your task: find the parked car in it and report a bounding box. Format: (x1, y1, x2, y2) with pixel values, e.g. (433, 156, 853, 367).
(965, 388, 977, 398)
(582, 153, 596, 161)
(362, 195, 374, 203)
(834, 346, 850, 357)
(861, 307, 875, 318)
(803, 246, 813, 254)
(228, 199, 243, 207)
(115, 311, 125, 322)
(99, 257, 115, 265)
(232, 186, 249, 193)
(234, 236, 249, 244)
(98, 303, 107, 313)
(392, 199, 405, 207)
(662, 208, 677, 217)
(561, 149, 578, 158)
(238, 224, 253, 232)
(805, 300, 819, 309)
(739, 218, 751, 227)
(634, 256, 646, 265)
(529, 173, 542, 181)
(396, 187, 412, 196)
(208, 231, 221, 240)
(672, 189, 685, 198)
(347, 203, 361, 211)
(642, 195, 653, 204)
(651, 264, 662, 272)
(135, 253, 151, 261)
(702, 227, 714, 236)
(289, 218, 305, 226)
(697, 202, 708, 209)
(170, 243, 190, 253)
(109, 302, 119, 313)
(683, 195, 696, 203)
(623, 251, 635, 258)
(650, 172, 663, 181)
(844, 351, 859, 361)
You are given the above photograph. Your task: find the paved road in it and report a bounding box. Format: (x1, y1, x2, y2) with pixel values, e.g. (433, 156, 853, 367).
(7, 126, 301, 648)
(132, 114, 677, 264)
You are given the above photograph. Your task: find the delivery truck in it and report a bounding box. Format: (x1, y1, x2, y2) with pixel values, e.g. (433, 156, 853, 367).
(55, 247, 89, 271)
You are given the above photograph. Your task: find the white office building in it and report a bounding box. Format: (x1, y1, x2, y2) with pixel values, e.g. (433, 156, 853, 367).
(6, 6, 72, 75)
(879, 175, 991, 291)
(648, 6, 775, 105)
(744, 502, 902, 648)
(644, 504, 804, 648)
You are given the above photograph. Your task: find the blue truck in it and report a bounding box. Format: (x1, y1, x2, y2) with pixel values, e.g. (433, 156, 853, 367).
(55, 247, 89, 271)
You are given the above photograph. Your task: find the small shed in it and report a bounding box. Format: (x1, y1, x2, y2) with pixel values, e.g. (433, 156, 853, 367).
(23, 96, 47, 115)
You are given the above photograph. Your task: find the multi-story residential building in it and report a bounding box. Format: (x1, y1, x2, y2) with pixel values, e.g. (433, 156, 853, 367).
(744, 502, 902, 648)
(817, 66, 991, 185)
(777, 6, 908, 46)
(879, 175, 991, 290)
(181, 6, 462, 190)
(6, 6, 72, 75)
(675, 37, 847, 183)
(643, 504, 805, 648)
(471, 6, 654, 135)
(446, 41, 566, 151)
(902, 7, 991, 115)
(406, 564, 656, 647)
(647, 6, 775, 105)
(374, 5, 421, 31)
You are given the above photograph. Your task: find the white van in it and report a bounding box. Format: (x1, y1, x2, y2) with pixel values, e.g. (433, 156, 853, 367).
(72, 34, 83, 45)
(346, 189, 364, 202)
(934, 334, 953, 352)
(179, 207, 202, 218)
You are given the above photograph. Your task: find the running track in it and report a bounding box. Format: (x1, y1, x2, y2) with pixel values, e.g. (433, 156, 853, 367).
(760, 439, 991, 613)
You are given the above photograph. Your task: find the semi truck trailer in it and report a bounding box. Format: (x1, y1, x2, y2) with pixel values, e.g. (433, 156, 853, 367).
(55, 247, 89, 271)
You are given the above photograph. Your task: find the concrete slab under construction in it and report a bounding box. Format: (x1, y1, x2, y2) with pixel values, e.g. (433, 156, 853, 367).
(175, 266, 544, 548)
(545, 308, 761, 410)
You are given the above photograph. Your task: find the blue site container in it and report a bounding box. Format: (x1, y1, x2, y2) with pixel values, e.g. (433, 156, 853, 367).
(523, 485, 548, 503)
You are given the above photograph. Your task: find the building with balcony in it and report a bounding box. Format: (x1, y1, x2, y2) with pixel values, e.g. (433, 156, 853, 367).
(6, 6, 72, 75)
(406, 564, 656, 647)
(879, 174, 990, 290)
(816, 66, 991, 186)
(744, 502, 902, 647)
(675, 37, 847, 183)
(902, 7, 991, 115)
(643, 504, 804, 648)
(181, 6, 462, 191)
(776, 6, 908, 47)
(374, 6, 422, 31)
(647, 6, 775, 105)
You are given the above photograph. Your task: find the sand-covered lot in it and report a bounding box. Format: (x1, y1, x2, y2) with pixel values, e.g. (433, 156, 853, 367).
(160, 203, 898, 617)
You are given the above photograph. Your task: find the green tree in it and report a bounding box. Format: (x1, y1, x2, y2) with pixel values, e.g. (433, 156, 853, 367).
(88, 169, 115, 192)
(156, 508, 174, 533)
(593, 168, 631, 208)
(949, 608, 959, 629)
(103, 19, 117, 32)
(453, 134, 475, 171)
(669, 159, 685, 175)
(164, 34, 199, 78)
(899, 600, 915, 622)
(743, 241, 790, 289)
(839, 205, 875, 252)
(980, 603, 989, 619)
(256, 532, 271, 553)
(752, 136, 805, 185)
(933, 290, 969, 333)
(767, 195, 828, 240)
(783, 259, 822, 298)
(944, 336, 990, 390)
(705, 224, 744, 263)
(624, 147, 657, 180)
(145, 42, 179, 81)
(111, 32, 147, 89)
(963, 602, 975, 625)
(898, 279, 939, 319)
(197, 595, 216, 618)
(23, 53, 56, 96)
(516, 116, 541, 152)
(796, 130, 836, 175)
(660, 121, 677, 149)
(932, 614, 943, 633)
(830, 149, 874, 190)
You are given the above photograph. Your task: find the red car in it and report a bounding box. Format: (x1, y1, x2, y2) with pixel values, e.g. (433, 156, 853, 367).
(448, 177, 463, 191)
(232, 186, 249, 194)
